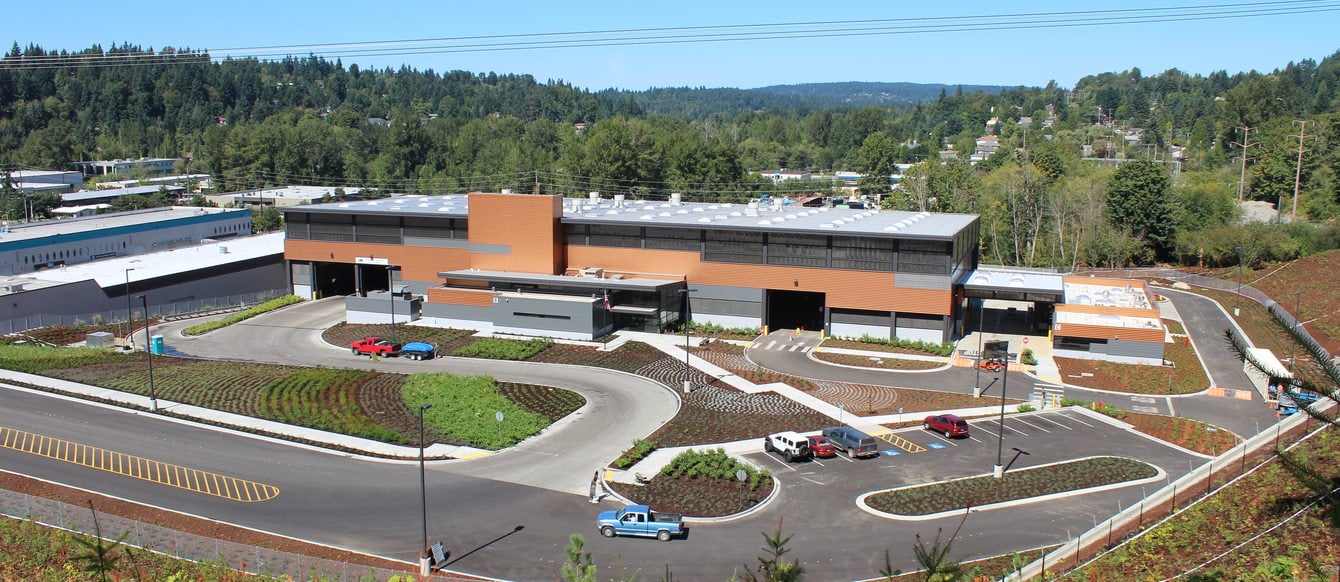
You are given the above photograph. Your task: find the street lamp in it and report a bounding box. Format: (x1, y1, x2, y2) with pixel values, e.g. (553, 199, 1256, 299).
(387, 266, 400, 342)
(679, 287, 695, 393)
(418, 402, 432, 575)
(124, 267, 136, 345)
(1288, 292, 1302, 380)
(983, 339, 1010, 478)
(1234, 245, 1244, 316)
(973, 299, 985, 396)
(136, 295, 157, 412)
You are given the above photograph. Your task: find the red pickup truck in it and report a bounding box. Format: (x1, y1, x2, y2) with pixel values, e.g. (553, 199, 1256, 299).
(351, 336, 400, 357)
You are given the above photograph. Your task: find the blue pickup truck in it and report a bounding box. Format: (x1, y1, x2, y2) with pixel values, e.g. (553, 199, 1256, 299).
(596, 505, 686, 541)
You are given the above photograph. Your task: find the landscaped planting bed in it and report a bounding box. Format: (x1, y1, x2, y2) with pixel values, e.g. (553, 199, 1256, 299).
(16, 320, 161, 346)
(822, 336, 954, 356)
(607, 449, 773, 517)
(403, 373, 551, 450)
(865, 457, 1158, 516)
(811, 351, 943, 370)
(1113, 410, 1240, 455)
(1055, 341, 1208, 394)
(498, 382, 586, 421)
(0, 344, 141, 373)
(451, 337, 551, 360)
(1057, 428, 1339, 580)
(321, 323, 475, 353)
(525, 340, 667, 373)
(182, 294, 303, 335)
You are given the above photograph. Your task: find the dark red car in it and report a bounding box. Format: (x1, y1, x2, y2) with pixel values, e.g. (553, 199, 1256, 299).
(924, 414, 970, 438)
(806, 435, 837, 458)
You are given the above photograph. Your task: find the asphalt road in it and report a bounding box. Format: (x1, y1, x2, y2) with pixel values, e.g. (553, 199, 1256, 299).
(0, 292, 1276, 580)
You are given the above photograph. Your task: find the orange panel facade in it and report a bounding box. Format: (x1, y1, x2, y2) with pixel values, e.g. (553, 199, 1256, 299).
(427, 287, 495, 307)
(1052, 322, 1164, 343)
(566, 246, 952, 315)
(466, 193, 563, 274)
(285, 239, 470, 283)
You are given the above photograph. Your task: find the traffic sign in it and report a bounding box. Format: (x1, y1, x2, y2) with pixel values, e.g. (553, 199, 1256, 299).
(1022, 336, 1031, 345)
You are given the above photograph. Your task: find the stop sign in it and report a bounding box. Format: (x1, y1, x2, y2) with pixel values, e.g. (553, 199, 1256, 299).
(1022, 336, 1031, 345)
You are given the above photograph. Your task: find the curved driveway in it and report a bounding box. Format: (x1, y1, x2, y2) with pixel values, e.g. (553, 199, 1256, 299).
(155, 297, 681, 495)
(0, 290, 1270, 580)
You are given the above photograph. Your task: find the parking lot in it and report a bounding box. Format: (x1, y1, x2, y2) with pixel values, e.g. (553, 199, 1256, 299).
(746, 408, 1198, 515)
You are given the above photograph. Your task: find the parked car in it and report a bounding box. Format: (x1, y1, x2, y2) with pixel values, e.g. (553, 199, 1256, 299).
(763, 431, 812, 462)
(596, 505, 686, 541)
(400, 341, 436, 360)
(351, 336, 399, 357)
(806, 435, 837, 458)
(821, 426, 879, 458)
(924, 414, 970, 438)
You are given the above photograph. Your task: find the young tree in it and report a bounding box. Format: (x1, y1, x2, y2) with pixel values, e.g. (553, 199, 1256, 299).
(736, 519, 804, 582)
(1106, 160, 1175, 260)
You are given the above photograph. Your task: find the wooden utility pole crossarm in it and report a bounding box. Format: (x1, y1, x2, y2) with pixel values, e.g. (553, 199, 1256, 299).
(1231, 126, 1256, 202)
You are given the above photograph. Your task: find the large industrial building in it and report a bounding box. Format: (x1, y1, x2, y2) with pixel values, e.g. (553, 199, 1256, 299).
(280, 191, 1166, 363)
(282, 192, 977, 343)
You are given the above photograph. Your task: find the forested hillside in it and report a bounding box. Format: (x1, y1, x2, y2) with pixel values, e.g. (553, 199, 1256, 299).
(1, 42, 1338, 270)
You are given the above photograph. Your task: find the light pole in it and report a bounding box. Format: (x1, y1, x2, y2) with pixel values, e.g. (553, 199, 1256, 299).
(983, 339, 1009, 478)
(1288, 291, 1302, 381)
(418, 402, 432, 575)
(137, 295, 157, 412)
(124, 267, 135, 345)
(974, 299, 985, 396)
(387, 265, 400, 342)
(1234, 245, 1244, 316)
(680, 287, 695, 393)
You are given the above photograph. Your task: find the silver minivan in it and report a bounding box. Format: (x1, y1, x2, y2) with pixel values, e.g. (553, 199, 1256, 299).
(821, 426, 879, 458)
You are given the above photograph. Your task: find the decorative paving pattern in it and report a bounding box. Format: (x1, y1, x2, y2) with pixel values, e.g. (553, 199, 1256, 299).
(684, 385, 816, 415)
(809, 379, 901, 411)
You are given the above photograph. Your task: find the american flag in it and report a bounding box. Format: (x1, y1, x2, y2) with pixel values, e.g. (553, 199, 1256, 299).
(603, 290, 611, 311)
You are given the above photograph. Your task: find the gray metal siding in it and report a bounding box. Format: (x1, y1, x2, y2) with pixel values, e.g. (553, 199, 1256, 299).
(691, 284, 763, 302)
(423, 303, 492, 321)
(1107, 339, 1165, 360)
(403, 237, 469, 248)
(468, 243, 510, 255)
(493, 296, 594, 335)
(693, 297, 763, 317)
(896, 272, 952, 290)
(830, 309, 892, 325)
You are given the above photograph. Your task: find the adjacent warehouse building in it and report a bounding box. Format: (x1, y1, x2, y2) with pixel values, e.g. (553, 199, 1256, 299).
(0, 206, 252, 276)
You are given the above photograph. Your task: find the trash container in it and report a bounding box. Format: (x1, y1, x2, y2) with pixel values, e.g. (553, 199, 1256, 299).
(150, 335, 164, 355)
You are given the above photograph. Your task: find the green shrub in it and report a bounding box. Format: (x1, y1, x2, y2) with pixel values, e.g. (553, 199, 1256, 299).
(1020, 348, 1037, 365)
(1060, 398, 1120, 418)
(837, 334, 956, 356)
(660, 448, 771, 490)
(183, 295, 303, 335)
(403, 373, 549, 450)
(613, 438, 658, 469)
(452, 337, 551, 360)
(1016, 403, 1036, 413)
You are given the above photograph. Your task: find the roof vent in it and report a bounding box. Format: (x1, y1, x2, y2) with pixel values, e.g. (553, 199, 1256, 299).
(670, 193, 682, 206)
(697, 217, 712, 223)
(640, 215, 654, 220)
(746, 200, 760, 217)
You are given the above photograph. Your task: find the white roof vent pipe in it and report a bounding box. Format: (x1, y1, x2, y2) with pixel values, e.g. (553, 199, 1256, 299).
(746, 200, 760, 217)
(670, 192, 682, 206)
(589, 191, 601, 203)
(614, 193, 625, 208)
(773, 198, 783, 212)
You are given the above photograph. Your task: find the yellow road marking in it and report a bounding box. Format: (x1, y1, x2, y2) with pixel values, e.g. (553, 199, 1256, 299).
(866, 428, 927, 453)
(0, 425, 278, 503)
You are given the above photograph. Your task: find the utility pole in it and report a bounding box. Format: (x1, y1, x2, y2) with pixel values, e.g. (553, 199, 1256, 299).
(1231, 126, 1257, 202)
(1291, 120, 1310, 222)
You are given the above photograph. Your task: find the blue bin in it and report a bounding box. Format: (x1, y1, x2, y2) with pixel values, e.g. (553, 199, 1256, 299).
(150, 335, 164, 355)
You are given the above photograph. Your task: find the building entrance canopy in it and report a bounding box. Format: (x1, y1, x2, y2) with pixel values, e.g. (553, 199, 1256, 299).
(961, 268, 1064, 303)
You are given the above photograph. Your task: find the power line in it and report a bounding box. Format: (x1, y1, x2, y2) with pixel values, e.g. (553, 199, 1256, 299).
(2, 1, 1337, 70)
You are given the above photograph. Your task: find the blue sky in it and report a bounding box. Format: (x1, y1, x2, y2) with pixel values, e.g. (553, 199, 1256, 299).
(7, 1, 1338, 91)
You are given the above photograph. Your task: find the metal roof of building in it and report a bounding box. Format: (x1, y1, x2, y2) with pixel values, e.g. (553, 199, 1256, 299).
(0, 232, 284, 294)
(0, 206, 246, 243)
(963, 267, 1065, 294)
(290, 194, 978, 239)
(62, 185, 184, 203)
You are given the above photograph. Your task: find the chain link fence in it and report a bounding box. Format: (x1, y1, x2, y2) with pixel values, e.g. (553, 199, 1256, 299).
(0, 288, 290, 335)
(0, 488, 483, 581)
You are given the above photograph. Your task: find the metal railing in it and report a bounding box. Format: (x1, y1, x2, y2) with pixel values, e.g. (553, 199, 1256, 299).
(0, 289, 290, 335)
(0, 488, 478, 581)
